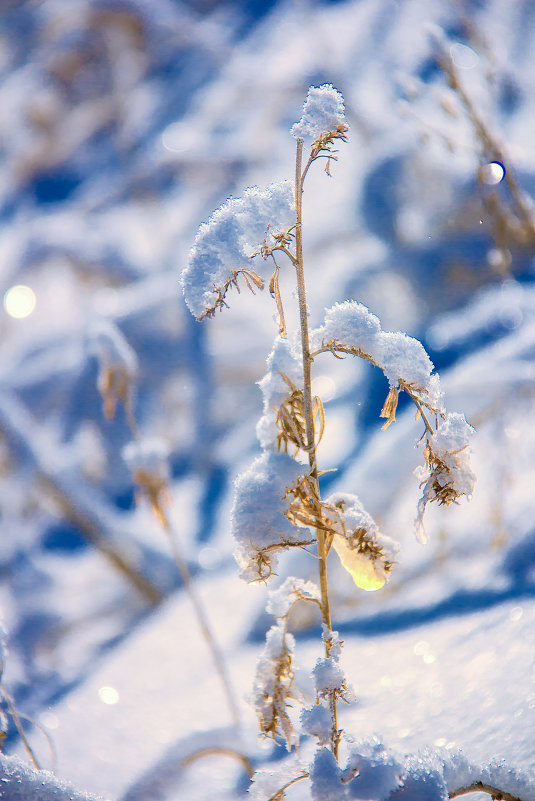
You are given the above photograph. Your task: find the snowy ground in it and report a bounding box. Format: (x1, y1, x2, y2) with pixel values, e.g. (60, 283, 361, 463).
(1, 0, 535, 799)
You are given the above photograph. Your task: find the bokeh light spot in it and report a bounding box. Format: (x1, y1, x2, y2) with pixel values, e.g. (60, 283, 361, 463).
(311, 375, 336, 402)
(98, 686, 119, 705)
(481, 161, 505, 185)
(450, 42, 479, 70)
(3, 285, 36, 319)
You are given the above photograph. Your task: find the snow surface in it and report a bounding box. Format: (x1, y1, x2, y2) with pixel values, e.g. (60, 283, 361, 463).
(2, 1, 535, 800)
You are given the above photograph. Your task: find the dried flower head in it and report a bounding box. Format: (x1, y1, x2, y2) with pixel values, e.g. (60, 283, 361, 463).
(88, 319, 138, 422)
(324, 493, 398, 592)
(253, 619, 300, 750)
(123, 438, 170, 525)
(416, 412, 476, 543)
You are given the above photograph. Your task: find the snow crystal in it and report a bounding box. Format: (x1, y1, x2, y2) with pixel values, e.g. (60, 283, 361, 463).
(310, 747, 345, 801)
(481, 758, 535, 801)
(438, 748, 476, 791)
(312, 656, 346, 696)
(181, 181, 295, 319)
(0, 753, 103, 801)
(342, 739, 403, 801)
(249, 755, 306, 801)
(432, 748, 535, 801)
(231, 451, 312, 581)
(390, 753, 448, 801)
(291, 84, 346, 140)
(310, 301, 435, 390)
(430, 412, 474, 458)
(256, 336, 303, 451)
(378, 331, 434, 389)
(311, 301, 382, 357)
(266, 576, 320, 618)
(300, 702, 332, 745)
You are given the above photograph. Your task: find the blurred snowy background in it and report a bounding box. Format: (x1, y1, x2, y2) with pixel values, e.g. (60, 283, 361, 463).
(1, 0, 535, 799)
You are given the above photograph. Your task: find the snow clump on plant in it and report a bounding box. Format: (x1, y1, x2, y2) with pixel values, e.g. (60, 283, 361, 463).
(182, 181, 295, 320)
(291, 84, 346, 139)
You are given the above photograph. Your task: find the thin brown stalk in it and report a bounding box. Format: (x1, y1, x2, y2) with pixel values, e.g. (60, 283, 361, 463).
(122, 406, 241, 730)
(181, 747, 254, 778)
(294, 137, 339, 760)
(265, 771, 310, 801)
(38, 474, 162, 605)
(449, 782, 524, 801)
(0, 681, 41, 770)
(157, 507, 241, 730)
(440, 54, 535, 240)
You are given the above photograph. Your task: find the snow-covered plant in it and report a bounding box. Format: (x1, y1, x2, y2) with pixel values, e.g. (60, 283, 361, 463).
(182, 84, 479, 797)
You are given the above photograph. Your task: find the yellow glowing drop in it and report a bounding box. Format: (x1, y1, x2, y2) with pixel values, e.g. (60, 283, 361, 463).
(332, 535, 386, 592)
(3, 285, 36, 319)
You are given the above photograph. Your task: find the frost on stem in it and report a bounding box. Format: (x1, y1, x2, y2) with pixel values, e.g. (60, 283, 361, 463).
(181, 181, 295, 320)
(231, 451, 314, 582)
(266, 576, 321, 618)
(253, 619, 300, 750)
(415, 412, 476, 544)
(123, 437, 170, 524)
(254, 578, 323, 750)
(87, 318, 138, 422)
(300, 628, 354, 754)
(312, 628, 354, 705)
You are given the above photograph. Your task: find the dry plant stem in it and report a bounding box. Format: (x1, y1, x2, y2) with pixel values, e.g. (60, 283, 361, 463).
(266, 772, 309, 801)
(294, 137, 339, 760)
(450, 783, 524, 801)
(38, 475, 162, 605)
(157, 508, 241, 730)
(0, 682, 41, 771)
(442, 56, 535, 238)
(181, 747, 254, 778)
